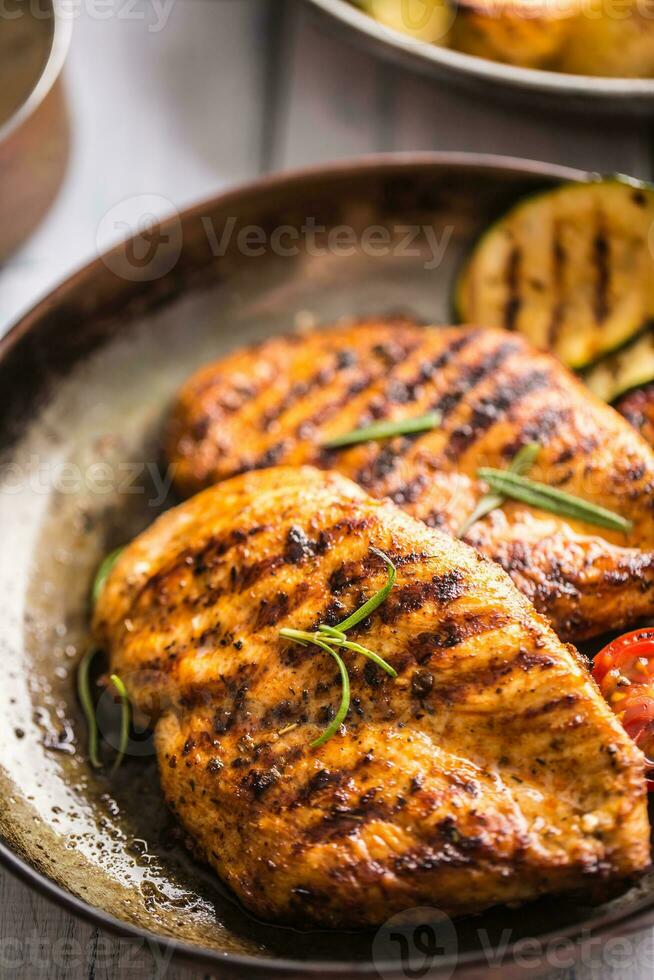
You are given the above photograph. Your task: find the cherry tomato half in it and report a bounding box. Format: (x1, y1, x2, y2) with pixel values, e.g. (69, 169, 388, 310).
(593, 629, 654, 782)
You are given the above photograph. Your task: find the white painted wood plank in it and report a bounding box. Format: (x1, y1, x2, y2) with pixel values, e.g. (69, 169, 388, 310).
(0, 868, 202, 980)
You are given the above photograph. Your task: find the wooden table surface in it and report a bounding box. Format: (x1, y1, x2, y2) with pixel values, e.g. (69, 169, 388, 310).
(1, 1, 654, 976)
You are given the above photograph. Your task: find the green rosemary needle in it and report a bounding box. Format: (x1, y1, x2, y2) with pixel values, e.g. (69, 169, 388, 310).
(334, 548, 396, 631)
(109, 674, 131, 772)
(279, 548, 398, 747)
(322, 411, 441, 450)
(76, 656, 131, 772)
(307, 642, 350, 749)
(92, 547, 124, 605)
(477, 468, 632, 534)
(77, 648, 101, 769)
(458, 442, 540, 538)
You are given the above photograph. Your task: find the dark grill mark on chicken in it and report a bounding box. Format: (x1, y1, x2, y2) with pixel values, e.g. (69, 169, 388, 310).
(443, 367, 550, 460)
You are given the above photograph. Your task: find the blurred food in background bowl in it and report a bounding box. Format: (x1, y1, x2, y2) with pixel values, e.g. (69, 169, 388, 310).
(305, 0, 654, 113)
(0, 0, 71, 262)
(353, 0, 654, 76)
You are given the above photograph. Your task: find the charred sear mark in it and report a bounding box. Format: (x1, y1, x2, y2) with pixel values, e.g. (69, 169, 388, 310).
(284, 525, 316, 564)
(375, 330, 483, 414)
(393, 834, 484, 873)
(259, 351, 359, 430)
(431, 341, 521, 420)
(444, 368, 551, 459)
(233, 554, 285, 592)
(302, 794, 400, 844)
(507, 407, 571, 455)
(314, 517, 372, 555)
(251, 441, 289, 471)
(504, 241, 522, 331)
(329, 560, 365, 595)
(131, 524, 273, 610)
(411, 612, 511, 662)
(432, 648, 558, 704)
(521, 693, 580, 720)
(293, 767, 343, 806)
(390, 474, 428, 507)
(242, 767, 279, 799)
(254, 583, 309, 629)
(372, 338, 416, 367)
(236, 519, 374, 593)
(357, 441, 407, 487)
(378, 571, 465, 625)
(306, 373, 380, 448)
(321, 334, 485, 472)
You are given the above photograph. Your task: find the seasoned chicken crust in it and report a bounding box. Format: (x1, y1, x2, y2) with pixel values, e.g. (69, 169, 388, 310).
(166, 321, 654, 641)
(94, 466, 650, 928)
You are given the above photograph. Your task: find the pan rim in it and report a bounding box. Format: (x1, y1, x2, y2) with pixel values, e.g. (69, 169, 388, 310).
(0, 149, 587, 358)
(1, 150, 652, 976)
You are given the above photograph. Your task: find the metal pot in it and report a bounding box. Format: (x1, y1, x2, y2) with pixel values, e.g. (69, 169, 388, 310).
(0, 0, 72, 262)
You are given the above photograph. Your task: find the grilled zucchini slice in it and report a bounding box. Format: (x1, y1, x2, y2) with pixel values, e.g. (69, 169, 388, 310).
(450, 0, 576, 68)
(455, 177, 654, 370)
(584, 330, 654, 404)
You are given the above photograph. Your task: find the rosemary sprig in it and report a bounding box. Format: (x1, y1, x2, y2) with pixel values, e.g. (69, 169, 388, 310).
(76, 649, 131, 772)
(279, 549, 398, 747)
(92, 547, 124, 605)
(79, 548, 131, 773)
(109, 674, 131, 772)
(77, 648, 101, 769)
(477, 469, 633, 534)
(322, 411, 441, 450)
(458, 442, 540, 538)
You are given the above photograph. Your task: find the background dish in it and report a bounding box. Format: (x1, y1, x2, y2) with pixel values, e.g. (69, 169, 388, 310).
(303, 0, 654, 114)
(1, 154, 653, 977)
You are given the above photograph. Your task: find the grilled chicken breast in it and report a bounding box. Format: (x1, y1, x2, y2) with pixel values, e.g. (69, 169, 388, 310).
(617, 383, 654, 449)
(93, 467, 649, 927)
(166, 321, 654, 642)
